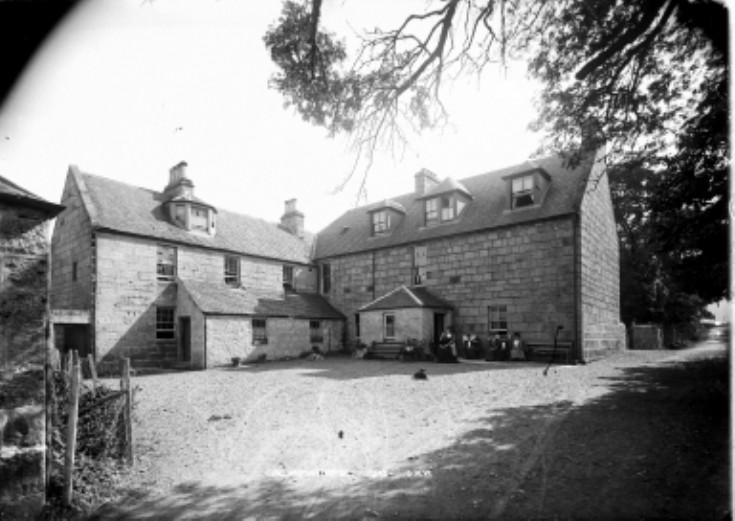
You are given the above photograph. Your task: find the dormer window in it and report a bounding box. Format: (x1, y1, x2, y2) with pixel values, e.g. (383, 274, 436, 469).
(425, 193, 469, 225)
(368, 200, 405, 237)
(420, 177, 472, 226)
(191, 206, 208, 231)
(505, 167, 551, 210)
(372, 210, 390, 235)
(512, 175, 536, 208)
(174, 204, 186, 226)
(425, 198, 439, 224)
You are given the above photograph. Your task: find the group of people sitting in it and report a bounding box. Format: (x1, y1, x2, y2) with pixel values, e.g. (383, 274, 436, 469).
(434, 328, 528, 363)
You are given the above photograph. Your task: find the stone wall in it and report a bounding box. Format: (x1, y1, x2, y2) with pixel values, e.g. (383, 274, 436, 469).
(0, 203, 52, 518)
(359, 308, 442, 346)
(631, 324, 663, 350)
(94, 232, 318, 369)
(51, 174, 94, 311)
(322, 216, 578, 350)
(206, 316, 343, 366)
(94, 233, 178, 369)
(578, 154, 626, 360)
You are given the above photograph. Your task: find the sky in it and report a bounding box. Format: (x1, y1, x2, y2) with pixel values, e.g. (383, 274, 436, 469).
(0, 0, 542, 233)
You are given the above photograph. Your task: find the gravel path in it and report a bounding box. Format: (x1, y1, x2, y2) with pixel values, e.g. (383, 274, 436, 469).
(93, 341, 729, 520)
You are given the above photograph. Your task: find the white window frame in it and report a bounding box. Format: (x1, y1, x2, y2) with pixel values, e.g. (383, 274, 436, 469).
(512, 175, 536, 208)
(283, 265, 294, 290)
(252, 318, 268, 344)
(309, 320, 323, 342)
(191, 206, 208, 231)
(488, 305, 508, 333)
(372, 210, 390, 235)
(425, 198, 439, 224)
(383, 313, 396, 340)
(157, 245, 177, 281)
(156, 307, 176, 340)
(224, 255, 239, 286)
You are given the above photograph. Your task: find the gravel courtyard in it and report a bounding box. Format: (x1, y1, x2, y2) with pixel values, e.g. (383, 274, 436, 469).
(93, 341, 730, 520)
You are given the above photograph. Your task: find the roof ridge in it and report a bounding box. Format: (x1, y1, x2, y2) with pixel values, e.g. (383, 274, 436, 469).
(359, 285, 404, 311)
(70, 165, 101, 227)
(404, 285, 424, 306)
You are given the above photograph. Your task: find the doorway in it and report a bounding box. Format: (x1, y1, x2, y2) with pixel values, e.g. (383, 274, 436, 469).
(62, 324, 90, 358)
(433, 313, 445, 344)
(179, 317, 191, 363)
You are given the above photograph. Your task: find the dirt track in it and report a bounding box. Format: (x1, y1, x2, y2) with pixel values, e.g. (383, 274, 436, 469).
(92, 341, 730, 520)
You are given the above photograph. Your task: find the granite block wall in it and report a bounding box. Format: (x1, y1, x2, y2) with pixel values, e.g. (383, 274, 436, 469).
(578, 156, 626, 359)
(205, 316, 343, 366)
(322, 216, 577, 348)
(51, 174, 94, 311)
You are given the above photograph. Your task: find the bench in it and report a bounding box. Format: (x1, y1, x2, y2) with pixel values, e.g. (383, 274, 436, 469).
(527, 341, 574, 364)
(369, 342, 405, 360)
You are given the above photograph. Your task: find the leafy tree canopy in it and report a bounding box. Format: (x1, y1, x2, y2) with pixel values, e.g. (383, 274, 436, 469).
(264, 0, 729, 308)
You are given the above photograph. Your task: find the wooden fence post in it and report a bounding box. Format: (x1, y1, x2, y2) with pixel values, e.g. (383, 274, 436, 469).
(45, 361, 53, 499)
(87, 354, 98, 397)
(121, 357, 134, 466)
(63, 350, 81, 506)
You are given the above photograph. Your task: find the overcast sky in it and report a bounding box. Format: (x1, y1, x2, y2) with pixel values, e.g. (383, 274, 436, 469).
(0, 0, 541, 232)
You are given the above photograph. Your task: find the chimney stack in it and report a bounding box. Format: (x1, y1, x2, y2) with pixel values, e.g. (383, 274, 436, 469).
(280, 198, 304, 238)
(415, 168, 439, 195)
(164, 161, 194, 200)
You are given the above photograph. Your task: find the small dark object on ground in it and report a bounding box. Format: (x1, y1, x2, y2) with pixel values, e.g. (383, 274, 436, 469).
(413, 368, 427, 380)
(338, 430, 344, 439)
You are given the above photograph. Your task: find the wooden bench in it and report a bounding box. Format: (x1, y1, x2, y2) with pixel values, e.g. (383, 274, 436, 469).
(527, 341, 574, 364)
(369, 342, 405, 359)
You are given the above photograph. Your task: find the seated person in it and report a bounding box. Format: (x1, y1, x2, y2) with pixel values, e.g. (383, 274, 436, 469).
(509, 331, 526, 361)
(436, 328, 458, 363)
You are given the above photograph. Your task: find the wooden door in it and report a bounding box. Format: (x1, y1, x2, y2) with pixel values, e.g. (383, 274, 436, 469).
(179, 317, 191, 363)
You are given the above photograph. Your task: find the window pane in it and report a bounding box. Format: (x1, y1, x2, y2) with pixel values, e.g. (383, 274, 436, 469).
(156, 307, 175, 340)
(426, 198, 439, 223)
(283, 265, 294, 285)
(191, 207, 208, 230)
(385, 314, 395, 338)
(252, 319, 268, 343)
(225, 256, 239, 285)
(157, 245, 176, 281)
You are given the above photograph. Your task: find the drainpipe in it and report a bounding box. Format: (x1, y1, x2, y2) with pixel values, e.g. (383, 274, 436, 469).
(371, 251, 376, 300)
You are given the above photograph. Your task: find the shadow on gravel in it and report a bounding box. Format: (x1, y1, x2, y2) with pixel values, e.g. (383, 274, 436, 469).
(227, 357, 554, 381)
(91, 353, 730, 520)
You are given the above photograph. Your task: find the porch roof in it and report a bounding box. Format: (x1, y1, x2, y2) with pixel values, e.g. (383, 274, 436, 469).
(179, 278, 344, 319)
(359, 285, 452, 312)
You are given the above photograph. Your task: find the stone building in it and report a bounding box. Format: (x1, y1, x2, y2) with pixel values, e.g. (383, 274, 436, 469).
(51, 162, 344, 370)
(314, 149, 626, 362)
(0, 176, 63, 518)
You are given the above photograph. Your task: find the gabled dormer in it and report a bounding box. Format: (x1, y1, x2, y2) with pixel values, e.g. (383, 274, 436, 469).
(368, 199, 406, 236)
(418, 177, 473, 226)
(502, 166, 551, 210)
(162, 161, 218, 236)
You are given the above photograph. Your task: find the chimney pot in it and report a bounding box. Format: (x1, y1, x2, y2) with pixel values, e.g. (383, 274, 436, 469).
(280, 198, 304, 238)
(415, 168, 439, 195)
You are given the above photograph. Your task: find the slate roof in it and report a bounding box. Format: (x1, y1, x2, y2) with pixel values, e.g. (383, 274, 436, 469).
(314, 154, 593, 259)
(359, 285, 453, 312)
(419, 177, 473, 200)
(0, 175, 64, 215)
(180, 278, 344, 319)
(70, 166, 312, 264)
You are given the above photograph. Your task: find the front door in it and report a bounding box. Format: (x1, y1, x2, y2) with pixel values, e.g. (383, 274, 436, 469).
(63, 325, 89, 358)
(179, 317, 191, 363)
(433, 313, 445, 345)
